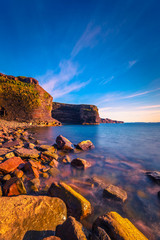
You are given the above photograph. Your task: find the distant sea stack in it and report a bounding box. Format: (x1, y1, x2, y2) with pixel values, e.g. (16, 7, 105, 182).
(101, 118, 124, 124)
(52, 102, 100, 124)
(0, 73, 60, 125)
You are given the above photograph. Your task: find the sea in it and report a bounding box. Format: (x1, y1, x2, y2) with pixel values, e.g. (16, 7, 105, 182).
(29, 123, 160, 240)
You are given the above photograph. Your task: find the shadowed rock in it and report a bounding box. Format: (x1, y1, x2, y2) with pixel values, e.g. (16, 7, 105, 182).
(103, 184, 127, 202)
(56, 135, 74, 151)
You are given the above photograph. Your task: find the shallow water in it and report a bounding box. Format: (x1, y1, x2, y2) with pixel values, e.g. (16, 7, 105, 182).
(29, 123, 160, 240)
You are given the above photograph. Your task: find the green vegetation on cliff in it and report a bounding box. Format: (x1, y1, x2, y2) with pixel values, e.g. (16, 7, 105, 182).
(0, 76, 41, 112)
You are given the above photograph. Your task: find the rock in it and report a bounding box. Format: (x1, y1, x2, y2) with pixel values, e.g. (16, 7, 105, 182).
(48, 167, 60, 177)
(48, 181, 92, 219)
(71, 158, 91, 169)
(14, 169, 24, 178)
(38, 145, 57, 152)
(0, 195, 67, 240)
(42, 151, 59, 161)
(3, 177, 27, 196)
(15, 148, 40, 158)
(56, 135, 74, 151)
(92, 226, 111, 240)
(0, 185, 2, 196)
(101, 118, 124, 124)
(24, 160, 40, 178)
(42, 237, 61, 240)
(42, 172, 49, 178)
(2, 139, 21, 148)
(49, 159, 59, 167)
(76, 140, 95, 151)
(0, 148, 10, 156)
(103, 184, 127, 202)
(52, 102, 100, 124)
(56, 216, 87, 240)
(5, 151, 15, 159)
(0, 156, 24, 174)
(60, 155, 71, 164)
(92, 211, 148, 240)
(27, 142, 35, 149)
(3, 174, 11, 181)
(146, 171, 160, 184)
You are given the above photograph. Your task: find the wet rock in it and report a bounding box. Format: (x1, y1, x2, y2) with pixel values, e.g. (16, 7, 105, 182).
(0, 156, 24, 174)
(92, 211, 148, 240)
(3, 177, 27, 196)
(49, 159, 59, 167)
(76, 140, 95, 151)
(92, 226, 111, 240)
(146, 171, 160, 184)
(5, 151, 15, 159)
(42, 172, 49, 178)
(48, 181, 92, 219)
(0, 195, 67, 240)
(56, 135, 74, 151)
(48, 167, 60, 177)
(60, 155, 71, 164)
(27, 142, 35, 149)
(71, 158, 91, 169)
(56, 216, 87, 240)
(15, 148, 40, 158)
(103, 184, 127, 202)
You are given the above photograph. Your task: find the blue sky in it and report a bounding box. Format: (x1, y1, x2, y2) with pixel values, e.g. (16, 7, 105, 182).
(0, 0, 160, 122)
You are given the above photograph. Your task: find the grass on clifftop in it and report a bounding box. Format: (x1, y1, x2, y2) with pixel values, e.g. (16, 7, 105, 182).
(0, 77, 41, 111)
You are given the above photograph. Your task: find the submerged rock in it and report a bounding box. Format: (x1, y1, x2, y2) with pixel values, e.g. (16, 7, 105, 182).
(76, 140, 95, 151)
(48, 181, 92, 219)
(0, 195, 67, 240)
(56, 216, 87, 240)
(146, 171, 160, 184)
(92, 226, 111, 240)
(71, 158, 91, 169)
(56, 135, 74, 151)
(92, 211, 148, 240)
(103, 184, 127, 202)
(0, 156, 24, 174)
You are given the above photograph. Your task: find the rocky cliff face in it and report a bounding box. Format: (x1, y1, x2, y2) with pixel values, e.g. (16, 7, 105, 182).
(0, 73, 60, 125)
(52, 102, 100, 124)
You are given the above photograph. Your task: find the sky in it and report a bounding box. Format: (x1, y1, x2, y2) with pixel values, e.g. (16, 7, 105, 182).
(0, 0, 160, 122)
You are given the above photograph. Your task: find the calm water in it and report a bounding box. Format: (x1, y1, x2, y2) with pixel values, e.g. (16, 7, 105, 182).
(29, 123, 160, 240)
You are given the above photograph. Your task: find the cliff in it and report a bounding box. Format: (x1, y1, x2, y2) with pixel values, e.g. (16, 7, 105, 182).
(52, 102, 100, 124)
(0, 73, 60, 125)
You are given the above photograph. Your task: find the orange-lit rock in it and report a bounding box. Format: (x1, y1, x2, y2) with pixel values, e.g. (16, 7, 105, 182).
(0, 156, 24, 174)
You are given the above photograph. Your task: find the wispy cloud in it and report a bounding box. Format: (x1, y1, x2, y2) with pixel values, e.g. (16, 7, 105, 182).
(98, 88, 160, 104)
(39, 59, 90, 99)
(99, 76, 114, 85)
(137, 105, 160, 109)
(128, 60, 137, 68)
(71, 22, 101, 58)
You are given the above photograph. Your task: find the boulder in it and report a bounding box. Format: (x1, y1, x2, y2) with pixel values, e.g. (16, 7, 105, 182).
(38, 145, 57, 152)
(24, 160, 40, 178)
(92, 211, 148, 240)
(103, 184, 127, 202)
(3, 177, 27, 196)
(76, 140, 95, 151)
(60, 155, 71, 164)
(14, 169, 24, 178)
(56, 135, 74, 151)
(146, 171, 160, 184)
(5, 151, 15, 159)
(15, 148, 40, 158)
(42, 237, 61, 240)
(48, 181, 92, 219)
(0, 148, 10, 156)
(71, 158, 91, 169)
(0, 156, 24, 174)
(56, 216, 87, 240)
(42, 151, 59, 161)
(2, 139, 21, 148)
(0, 195, 67, 240)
